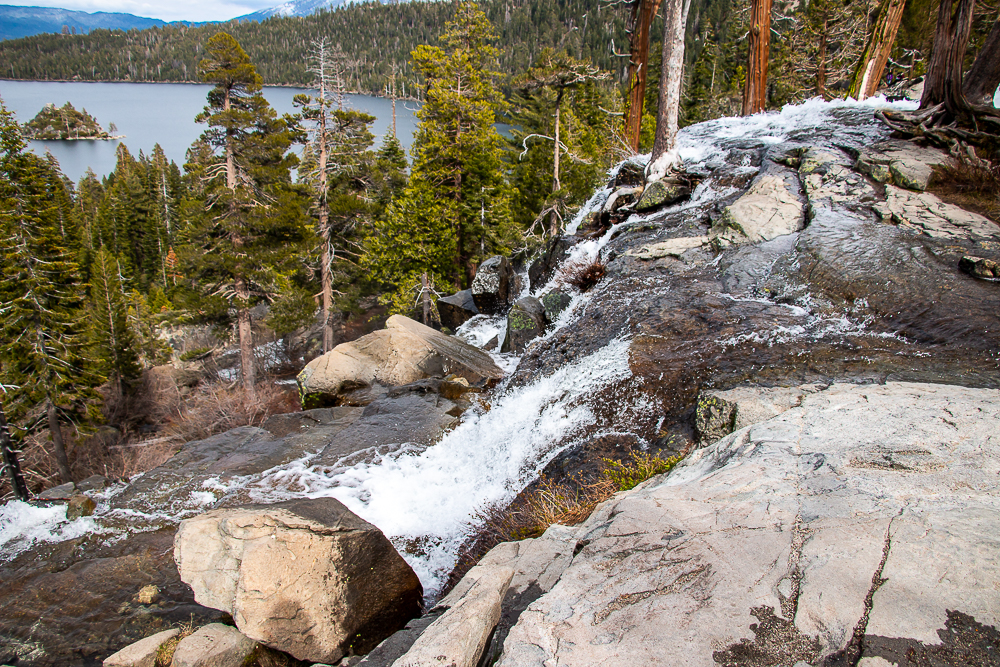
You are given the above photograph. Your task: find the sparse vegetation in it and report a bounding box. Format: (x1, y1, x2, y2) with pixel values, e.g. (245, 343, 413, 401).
(930, 149, 1000, 222)
(22, 102, 111, 140)
(556, 258, 607, 292)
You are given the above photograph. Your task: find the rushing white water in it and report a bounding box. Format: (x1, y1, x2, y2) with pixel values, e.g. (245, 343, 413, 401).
(0, 96, 927, 586)
(248, 338, 633, 595)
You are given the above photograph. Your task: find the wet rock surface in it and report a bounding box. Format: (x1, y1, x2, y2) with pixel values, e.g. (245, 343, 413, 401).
(436, 289, 479, 331)
(497, 382, 1000, 666)
(501, 296, 546, 354)
(471, 256, 517, 315)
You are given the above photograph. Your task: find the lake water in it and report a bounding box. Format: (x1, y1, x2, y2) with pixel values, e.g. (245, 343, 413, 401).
(0, 80, 419, 183)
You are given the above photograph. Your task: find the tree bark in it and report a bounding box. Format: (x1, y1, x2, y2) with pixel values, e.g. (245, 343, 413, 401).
(550, 99, 562, 237)
(1, 404, 30, 501)
(964, 19, 1000, 106)
(817, 18, 828, 97)
(47, 399, 72, 484)
(920, 0, 976, 115)
(421, 272, 430, 325)
(318, 64, 334, 354)
(624, 0, 665, 152)
(236, 280, 256, 398)
(849, 0, 907, 100)
(743, 0, 773, 115)
(647, 0, 692, 182)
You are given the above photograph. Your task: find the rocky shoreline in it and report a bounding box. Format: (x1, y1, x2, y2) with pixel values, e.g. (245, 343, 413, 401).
(1, 99, 998, 666)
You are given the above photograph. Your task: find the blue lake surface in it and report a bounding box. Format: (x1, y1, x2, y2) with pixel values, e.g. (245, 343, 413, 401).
(0, 80, 419, 183)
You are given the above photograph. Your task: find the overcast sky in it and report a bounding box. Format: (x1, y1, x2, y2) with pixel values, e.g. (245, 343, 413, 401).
(6, 0, 279, 22)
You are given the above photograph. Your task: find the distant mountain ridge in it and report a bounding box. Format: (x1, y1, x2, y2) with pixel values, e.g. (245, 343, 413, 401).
(235, 0, 406, 22)
(0, 5, 182, 41)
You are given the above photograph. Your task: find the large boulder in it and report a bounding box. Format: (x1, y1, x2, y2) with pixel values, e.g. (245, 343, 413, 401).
(634, 178, 690, 212)
(436, 289, 479, 331)
(471, 256, 517, 315)
(501, 296, 546, 354)
(711, 162, 806, 246)
(297, 315, 503, 406)
(498, 382, 1000, 666)
(174, 498, 423, 664)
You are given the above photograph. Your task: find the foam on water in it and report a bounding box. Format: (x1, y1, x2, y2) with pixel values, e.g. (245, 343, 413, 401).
(0, 500, 96, 558)
(246, 337, 633, 596)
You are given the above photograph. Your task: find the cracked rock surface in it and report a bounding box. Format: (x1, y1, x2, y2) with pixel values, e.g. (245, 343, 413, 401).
(497, 382, 1000, 666)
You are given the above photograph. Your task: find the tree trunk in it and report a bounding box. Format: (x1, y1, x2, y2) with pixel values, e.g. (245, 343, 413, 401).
(236, 280, 256, 398)
(743, 0, 773, 115)
(817, 19, 828, 96)
(647, 0, 692, 182)
(318, 72, 334, 354)
(920, 0, 976, 115)
(1, 404, 30, 501)
(421, 272, 430, 325)
(47, 399, 72, 484)
(964, 19, 1000, 106)
(849, 0, 907, 101)
(624, 0, 665, 152)
(550, 101, 562, 237)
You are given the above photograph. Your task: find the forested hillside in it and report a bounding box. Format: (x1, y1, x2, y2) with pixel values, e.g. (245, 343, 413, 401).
(0, 0, 634, 95)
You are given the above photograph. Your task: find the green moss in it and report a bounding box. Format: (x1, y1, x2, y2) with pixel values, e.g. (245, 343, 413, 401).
(509, 310, 537, 331)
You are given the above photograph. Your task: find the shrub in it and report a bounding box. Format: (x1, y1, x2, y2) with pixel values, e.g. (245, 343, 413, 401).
(602, 449, 683, 492)
(555, 257, 606, 292)
(930, 148, 1000, 221)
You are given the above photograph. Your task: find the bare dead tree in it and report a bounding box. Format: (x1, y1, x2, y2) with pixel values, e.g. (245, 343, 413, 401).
(647, 0, 692, 181)
(848, 0, 907, 100)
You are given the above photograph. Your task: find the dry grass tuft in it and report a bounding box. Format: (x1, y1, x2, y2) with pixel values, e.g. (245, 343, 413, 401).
(162, 381, 297, 445)
(444, 449, 683, 593)
(930, 149, 1000, 221)
(555, 257, 607, 292)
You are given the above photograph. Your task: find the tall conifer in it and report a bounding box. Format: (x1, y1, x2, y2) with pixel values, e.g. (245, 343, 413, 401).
(365, 2, 516, 311)
(0, 103, 95, 483)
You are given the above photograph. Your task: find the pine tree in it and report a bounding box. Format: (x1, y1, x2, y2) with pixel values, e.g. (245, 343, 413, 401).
(87, 247, 140, 397)
(295, 38, 376, 352)
(0, 103, 96, 484)
(187, 32, 305, 396)
(364, 1, 517, 310)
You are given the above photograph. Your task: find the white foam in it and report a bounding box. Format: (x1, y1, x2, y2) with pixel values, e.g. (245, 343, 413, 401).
(247, 337, 633, 596)
(0, 500, 96, 559)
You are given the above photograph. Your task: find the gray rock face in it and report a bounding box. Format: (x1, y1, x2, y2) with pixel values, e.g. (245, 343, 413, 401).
(297, 315, 503, 406)
(711, 162, 805, 246)
(695, 385, 821, 444)
(634, 179, 691, 212)
(170, 624, 255, 667)
(36, 481, 76, 500)
(877, 185, 1000, 240)
(436, 289, 479, 331)
(855, 139, 949, 191)
(471, 256, 517, 315)
(625, 235, 708, 259)
(174, 498, 423, 664)
(497, 382, 1000, 666)
(390, 567, 513, 667)
(529, 237, 578, 292)
(501, 297, 546, 354)
(102, 628, 179, 667)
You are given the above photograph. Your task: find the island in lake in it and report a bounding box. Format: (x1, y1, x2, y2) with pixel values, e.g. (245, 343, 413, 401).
(22, 101, 119, 140)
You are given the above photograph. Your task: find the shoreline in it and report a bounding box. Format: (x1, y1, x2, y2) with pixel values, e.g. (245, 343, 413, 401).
(0, 78, 421, 102)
